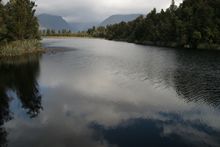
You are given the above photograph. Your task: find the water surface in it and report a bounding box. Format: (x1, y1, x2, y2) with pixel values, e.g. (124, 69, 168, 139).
(1, 38, 220, 147)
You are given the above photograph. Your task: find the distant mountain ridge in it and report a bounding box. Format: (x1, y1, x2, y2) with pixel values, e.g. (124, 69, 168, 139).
(38, 14, 71, 31)
(37, 13, 97, 32)
(100, 14, 142, 26)
(37, 13, 142, 32)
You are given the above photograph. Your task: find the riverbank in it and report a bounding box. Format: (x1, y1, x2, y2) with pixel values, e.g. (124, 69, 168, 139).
(0, 53, 42, 65)
(107, 38, 220, 50)
(133, 41, 220, 50)
(45, 36, 220, 50)
(44, 35, 92, 39)
(0, 40, 45, 57)
(41, 32, 90, 38)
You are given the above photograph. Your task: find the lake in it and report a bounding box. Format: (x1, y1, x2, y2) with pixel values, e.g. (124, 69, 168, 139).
(1, 38, 220, 147)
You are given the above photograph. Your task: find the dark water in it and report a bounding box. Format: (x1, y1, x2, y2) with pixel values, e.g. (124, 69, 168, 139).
(1, 38, 220, 147)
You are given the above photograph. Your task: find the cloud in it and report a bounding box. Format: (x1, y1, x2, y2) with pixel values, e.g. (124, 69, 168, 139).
(35, 0, 182, 23)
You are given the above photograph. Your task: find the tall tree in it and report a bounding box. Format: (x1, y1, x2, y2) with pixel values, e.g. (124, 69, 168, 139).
(0, 0, 7, 42)
(6, 0, 40, 41)
(169, 0, 178, 12)
(89, 0, 220, 49)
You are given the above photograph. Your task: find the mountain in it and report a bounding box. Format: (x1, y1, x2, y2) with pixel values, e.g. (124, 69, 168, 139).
(38, 14, 71, 31)
(37, 13, 142, 32)
(100, 14, 142, 26)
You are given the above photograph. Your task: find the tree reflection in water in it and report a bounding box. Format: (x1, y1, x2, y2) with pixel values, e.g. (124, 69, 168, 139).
(0, 54, 42, 147)
(173, 50, 220, 108)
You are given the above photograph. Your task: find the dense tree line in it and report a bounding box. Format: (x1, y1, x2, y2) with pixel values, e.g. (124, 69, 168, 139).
(40, 29, 89, 37)
(0, 0, 40, 44)
(40, 29, 72, 36)
(88, 0, 220, 49)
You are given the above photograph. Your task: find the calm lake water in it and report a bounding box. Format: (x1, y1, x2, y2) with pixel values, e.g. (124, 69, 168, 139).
(1, 38, 220, 147)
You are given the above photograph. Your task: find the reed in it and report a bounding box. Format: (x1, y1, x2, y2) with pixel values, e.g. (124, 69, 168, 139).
(0, 40, 44, 57)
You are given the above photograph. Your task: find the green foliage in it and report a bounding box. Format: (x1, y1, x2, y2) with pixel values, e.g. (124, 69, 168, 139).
(0, 0, 7, 42)
(0, 0, 40, 56)
(5, 0, 40, 41)
(40, 29, 89, 37)
(192, 31, 202, 48)
(88, 0, 220, 49)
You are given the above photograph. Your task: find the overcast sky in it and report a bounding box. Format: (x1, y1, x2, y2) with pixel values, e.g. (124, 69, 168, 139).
(36, 0, 181, 23)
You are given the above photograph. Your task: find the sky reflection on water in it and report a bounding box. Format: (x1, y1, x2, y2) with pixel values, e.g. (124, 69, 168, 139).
(1, 38, 220, 147)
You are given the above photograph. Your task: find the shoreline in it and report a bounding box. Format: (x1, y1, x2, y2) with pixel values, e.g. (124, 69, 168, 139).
(43, 36, 93, 39)
(0, 40, 45, 57)
(0, 49, 45, 57)
(106, 38, 220, 50)
(44, 36, 220, 50)
(1, 37, 216, 57)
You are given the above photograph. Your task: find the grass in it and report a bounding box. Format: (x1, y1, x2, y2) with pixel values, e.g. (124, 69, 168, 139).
(0, 53, 42, 65)
(0, 40, 44, 57)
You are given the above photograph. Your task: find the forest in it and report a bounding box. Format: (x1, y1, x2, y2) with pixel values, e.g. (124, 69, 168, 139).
(40, 29, 88, 37)
(0, 0, 40, 56)
(87, 0, 220, 49)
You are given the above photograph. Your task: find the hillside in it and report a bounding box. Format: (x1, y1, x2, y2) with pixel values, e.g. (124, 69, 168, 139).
(100, 14, 142, 26)
(38, 14, 71, 31)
